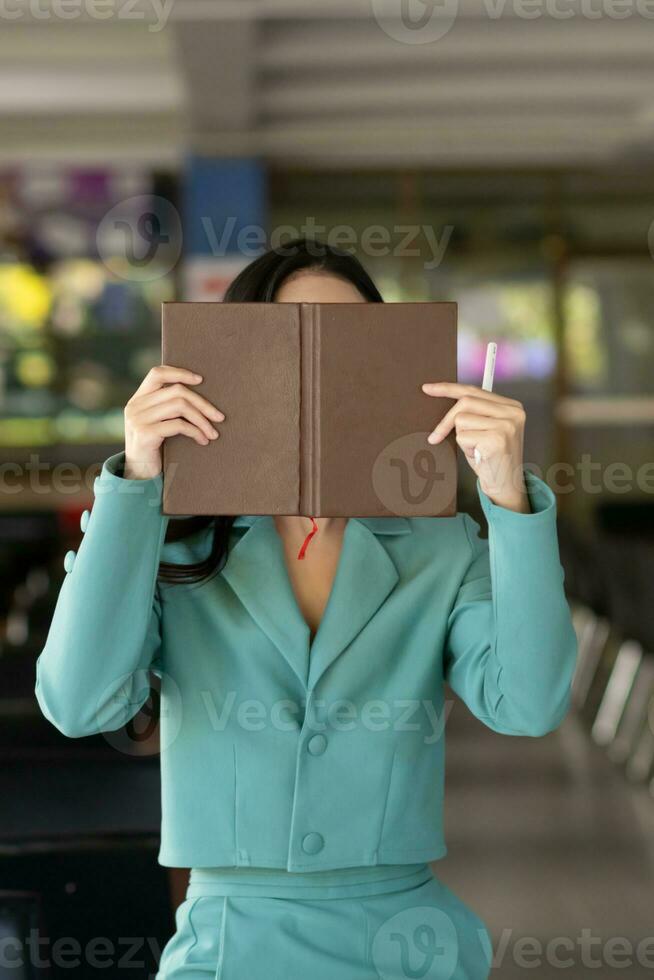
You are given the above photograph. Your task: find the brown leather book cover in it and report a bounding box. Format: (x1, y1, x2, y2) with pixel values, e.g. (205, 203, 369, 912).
(161, 302, 457, 518)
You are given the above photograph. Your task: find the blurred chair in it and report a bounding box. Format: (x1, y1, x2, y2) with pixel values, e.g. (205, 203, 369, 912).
(592, 640, 643, 747)
(626, 708, 654, 788)
(570, 608, 612, 712)
(560, 492, 654, 802)
(609, 657, 654, 766)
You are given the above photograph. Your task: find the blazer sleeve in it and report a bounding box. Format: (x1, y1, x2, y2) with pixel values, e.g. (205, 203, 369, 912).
(35, 451, 169, 738)
(443, 470, 578, 737)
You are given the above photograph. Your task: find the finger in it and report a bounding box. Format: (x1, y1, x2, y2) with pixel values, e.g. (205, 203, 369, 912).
(141, 399, 220, 441)
(139, 383, 225, 422)
(422, 381, 519, 407)
(154, 419, 213, 446)
(138, 398, 220, 441)
(135, 365, 203, 397)
(455, 428, 503, 461)
(428, 398, 518, 444)
(451, 412, 505, 432)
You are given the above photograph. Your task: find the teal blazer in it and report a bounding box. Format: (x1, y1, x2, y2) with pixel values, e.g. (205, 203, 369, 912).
(36, 452, 577, 872)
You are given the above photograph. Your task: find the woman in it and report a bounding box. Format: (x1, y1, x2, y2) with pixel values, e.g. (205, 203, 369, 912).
(36, 239, 578, 980)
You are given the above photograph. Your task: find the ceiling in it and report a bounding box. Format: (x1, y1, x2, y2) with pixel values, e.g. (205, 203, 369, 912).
(1, 0, 653, 169)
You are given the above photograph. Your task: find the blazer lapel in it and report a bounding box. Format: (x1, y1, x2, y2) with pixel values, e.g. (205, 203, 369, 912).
(221, 517, 311, 687)
(223, 515, 412, 691)
(307, 518, 410, 690)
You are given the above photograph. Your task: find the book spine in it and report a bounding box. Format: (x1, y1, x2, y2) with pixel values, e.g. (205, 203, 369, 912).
(299, 304, 320, 515)
(313, 306, 321, 516)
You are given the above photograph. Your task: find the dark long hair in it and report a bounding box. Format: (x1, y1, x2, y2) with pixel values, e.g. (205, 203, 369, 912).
(158, 238, 384, 585)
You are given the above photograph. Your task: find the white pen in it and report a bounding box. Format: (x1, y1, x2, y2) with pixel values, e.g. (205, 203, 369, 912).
(474, 342, 497, 466)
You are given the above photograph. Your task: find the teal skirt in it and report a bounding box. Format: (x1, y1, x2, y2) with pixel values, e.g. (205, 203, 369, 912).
(156, 865, 492, 979)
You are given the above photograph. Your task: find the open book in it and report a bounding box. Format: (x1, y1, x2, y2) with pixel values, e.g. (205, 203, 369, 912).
(161, 302, 457, 517)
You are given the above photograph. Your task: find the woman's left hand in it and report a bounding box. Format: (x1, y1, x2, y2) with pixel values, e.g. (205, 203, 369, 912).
(421, 382, 530, 514)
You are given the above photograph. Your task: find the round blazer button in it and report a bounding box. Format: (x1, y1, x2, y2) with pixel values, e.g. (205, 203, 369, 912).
(301, 832, 324, 855)
(63, 550, 76, 574)
(80, 509, 90, 533)
(307, 734, 327, 756)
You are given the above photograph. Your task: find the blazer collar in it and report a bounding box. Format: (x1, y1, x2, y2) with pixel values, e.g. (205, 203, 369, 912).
(222, 516, 409, 690)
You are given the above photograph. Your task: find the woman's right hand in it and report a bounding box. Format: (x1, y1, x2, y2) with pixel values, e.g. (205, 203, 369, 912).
(124, 365, 225, 480)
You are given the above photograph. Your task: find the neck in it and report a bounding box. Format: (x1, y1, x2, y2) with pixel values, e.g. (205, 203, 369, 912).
(274, 515, 346, 538)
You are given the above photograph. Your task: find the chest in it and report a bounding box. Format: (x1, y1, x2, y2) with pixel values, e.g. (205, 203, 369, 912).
(278, 530, 345, 640)
(163, 517, 458, 695)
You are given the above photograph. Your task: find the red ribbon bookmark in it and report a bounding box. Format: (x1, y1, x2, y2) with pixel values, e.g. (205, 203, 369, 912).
(297, 517, 319, 560)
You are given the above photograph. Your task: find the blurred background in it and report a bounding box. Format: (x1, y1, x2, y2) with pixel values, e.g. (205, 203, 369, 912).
(1, 1, 653, 976)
